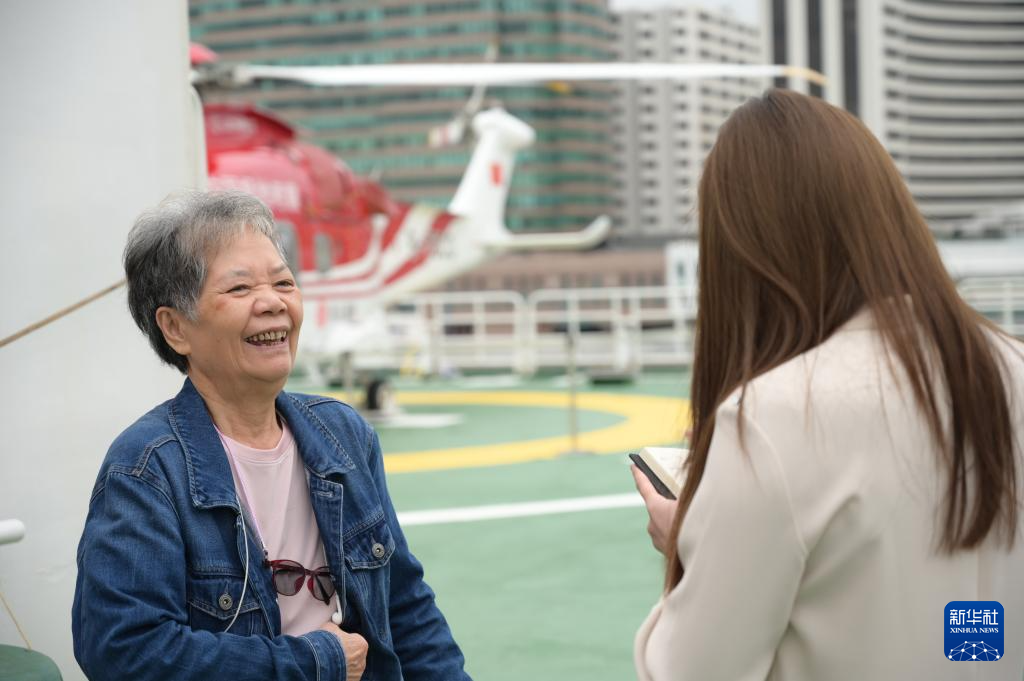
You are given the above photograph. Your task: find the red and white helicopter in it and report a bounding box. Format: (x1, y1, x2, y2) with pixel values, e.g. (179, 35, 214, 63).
(192, 45, 823, 407)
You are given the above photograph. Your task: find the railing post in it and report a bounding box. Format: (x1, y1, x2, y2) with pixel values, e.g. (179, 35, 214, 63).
(566, 331, 580, 453)
(1003, 281, 1012, 331)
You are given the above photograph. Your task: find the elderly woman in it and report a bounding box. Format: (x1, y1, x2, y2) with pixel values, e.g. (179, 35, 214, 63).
(72, 191, 471, 681)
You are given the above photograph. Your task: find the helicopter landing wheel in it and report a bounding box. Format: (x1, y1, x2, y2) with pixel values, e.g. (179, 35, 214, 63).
(365, 378, 394, 413)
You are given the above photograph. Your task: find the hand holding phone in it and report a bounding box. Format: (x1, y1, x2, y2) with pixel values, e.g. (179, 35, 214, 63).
(630, 460, 681, 556)
(628, 447, 687, 500)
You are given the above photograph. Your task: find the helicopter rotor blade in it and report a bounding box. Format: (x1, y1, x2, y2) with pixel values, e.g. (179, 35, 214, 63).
(232, 62, 826, 88)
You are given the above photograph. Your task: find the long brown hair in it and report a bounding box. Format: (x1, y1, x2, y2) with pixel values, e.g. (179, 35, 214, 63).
(667, 89, 1019, 588)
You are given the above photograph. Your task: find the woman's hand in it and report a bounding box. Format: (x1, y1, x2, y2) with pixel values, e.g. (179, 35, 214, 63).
(631, 465, 679, 556)
(319, 622, 368, 680)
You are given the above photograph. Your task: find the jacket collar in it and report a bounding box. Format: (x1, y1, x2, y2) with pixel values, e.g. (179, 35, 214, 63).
(276, 390, 356, 479)
(169, 378, 354, 510)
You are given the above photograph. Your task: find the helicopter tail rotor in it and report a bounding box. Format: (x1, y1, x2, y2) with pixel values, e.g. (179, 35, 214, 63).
(426, 42, 498, 148)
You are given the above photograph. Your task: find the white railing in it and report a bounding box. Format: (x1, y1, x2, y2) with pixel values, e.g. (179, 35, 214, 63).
(385, 286, 696, 375)
(525, 286, 696, 373)
(374, 279, 1024, 376)
(959, 278, 1024, 337)
(384, 291, 530, 374)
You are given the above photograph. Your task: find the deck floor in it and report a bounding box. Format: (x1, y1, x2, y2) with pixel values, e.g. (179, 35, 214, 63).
(291, 371, 691, 680)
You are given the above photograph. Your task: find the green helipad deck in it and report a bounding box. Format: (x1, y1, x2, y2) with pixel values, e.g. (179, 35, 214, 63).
(290, 371, 691, 680)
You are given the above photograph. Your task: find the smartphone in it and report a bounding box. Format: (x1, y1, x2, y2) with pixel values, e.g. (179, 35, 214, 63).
(629, 451, 679, 500)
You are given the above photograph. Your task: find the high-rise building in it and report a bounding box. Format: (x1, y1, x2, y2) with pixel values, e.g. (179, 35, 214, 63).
(765, 0, 1024, 236)
(189, 0, 619, 233)
(612, 5, 766, 243)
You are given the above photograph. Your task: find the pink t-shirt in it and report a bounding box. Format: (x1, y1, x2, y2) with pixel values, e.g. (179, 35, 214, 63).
(218, 421, 338, 636)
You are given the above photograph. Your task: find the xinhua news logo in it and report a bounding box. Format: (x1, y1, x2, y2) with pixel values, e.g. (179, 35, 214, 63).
(945, 601, 1004, 662)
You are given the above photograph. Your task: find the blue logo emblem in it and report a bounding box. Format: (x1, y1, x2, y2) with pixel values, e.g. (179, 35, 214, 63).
(945, 601, 1003, 661)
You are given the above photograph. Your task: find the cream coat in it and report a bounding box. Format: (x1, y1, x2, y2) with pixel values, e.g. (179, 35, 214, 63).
(635, 308, 1024, 680)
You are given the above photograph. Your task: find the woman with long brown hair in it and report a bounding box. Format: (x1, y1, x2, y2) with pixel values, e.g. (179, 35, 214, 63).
(632, 89, 1023, 680)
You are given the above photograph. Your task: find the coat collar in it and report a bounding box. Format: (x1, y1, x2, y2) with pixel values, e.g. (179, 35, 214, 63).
(168, 378, 355, 510)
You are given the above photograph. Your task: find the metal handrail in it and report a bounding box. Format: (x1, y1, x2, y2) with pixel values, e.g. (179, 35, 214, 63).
(366, 280, 1023, 375)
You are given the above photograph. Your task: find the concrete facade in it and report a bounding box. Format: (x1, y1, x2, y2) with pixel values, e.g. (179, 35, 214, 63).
(190, 0, 619, 233)
(765, 0, 1024, 236)
(612, 4, 766, 243)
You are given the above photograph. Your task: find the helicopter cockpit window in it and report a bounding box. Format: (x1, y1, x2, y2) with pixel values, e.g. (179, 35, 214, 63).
(314, 232, 337, 274)
(274, 221, 300, 275)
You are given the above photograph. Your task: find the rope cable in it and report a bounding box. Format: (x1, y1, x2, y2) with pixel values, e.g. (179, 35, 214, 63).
(0, 587, 32, 650)
(0, 280, 125, 349)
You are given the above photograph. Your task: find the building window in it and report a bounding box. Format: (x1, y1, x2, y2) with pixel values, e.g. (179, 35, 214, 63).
(772, 0, 787, 89)
(842, 0, 859, 116)
(807, 0, 823, 98)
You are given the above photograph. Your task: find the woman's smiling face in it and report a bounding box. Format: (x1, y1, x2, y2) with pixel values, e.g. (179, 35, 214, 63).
(178, 230, 303, 391)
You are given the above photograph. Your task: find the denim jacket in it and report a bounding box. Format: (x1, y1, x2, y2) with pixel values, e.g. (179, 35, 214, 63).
(72, 379, 470, 681)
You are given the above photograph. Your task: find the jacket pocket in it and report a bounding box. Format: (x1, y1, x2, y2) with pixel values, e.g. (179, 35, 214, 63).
(342, 514, 397, 681)
(343, 512, 395, 570)
(187, 572, 266, 636)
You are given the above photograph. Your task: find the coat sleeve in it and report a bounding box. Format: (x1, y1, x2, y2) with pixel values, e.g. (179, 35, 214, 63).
(364, 428, 473, 680)
(637, 400, 808, 681)
(72, 467, 346, 681)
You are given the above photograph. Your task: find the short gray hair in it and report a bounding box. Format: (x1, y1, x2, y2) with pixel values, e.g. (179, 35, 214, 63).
(124, 190, 284, 373)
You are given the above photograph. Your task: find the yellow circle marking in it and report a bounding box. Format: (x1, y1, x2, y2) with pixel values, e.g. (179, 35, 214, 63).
(329, 390, 689, 474)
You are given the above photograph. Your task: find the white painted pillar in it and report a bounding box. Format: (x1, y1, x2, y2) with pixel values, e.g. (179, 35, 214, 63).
(0, 1, 198, 677)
